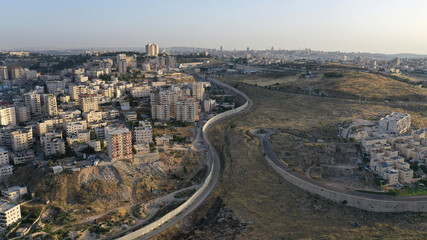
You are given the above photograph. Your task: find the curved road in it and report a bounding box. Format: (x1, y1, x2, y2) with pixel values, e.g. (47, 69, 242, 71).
(253, 129, 427, 210)
(117, 77, 252, 240)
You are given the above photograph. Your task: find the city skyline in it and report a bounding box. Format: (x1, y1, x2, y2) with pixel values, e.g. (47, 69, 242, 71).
(2, 0, 427, 54)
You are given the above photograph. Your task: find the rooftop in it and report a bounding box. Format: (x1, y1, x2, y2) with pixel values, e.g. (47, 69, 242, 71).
(0, 200, 18, 213)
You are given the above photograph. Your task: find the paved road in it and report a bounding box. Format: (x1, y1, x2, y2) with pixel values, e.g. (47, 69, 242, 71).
(117, 77, 252, 240)
(254, 129, 427, 203)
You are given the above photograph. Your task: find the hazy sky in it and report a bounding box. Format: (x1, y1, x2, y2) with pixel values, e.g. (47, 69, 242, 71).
(1, 0, 427, 54)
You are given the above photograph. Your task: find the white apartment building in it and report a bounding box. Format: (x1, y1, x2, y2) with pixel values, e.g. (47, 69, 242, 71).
(0, 148, 9, 165)
(134, 121, 153, 144)
(0, 165, 13, 179)
(192, 82, 205, 100)
(46, 81, 67, 94)
(145, 43, 159, 57)
(83, 111, 103, 123)
(116, 54, 137, 73)
(11, 150, 35, 165)
(40, 132, 62, 146)
(0, 107, 16, 127)
(156, 135, 172, 146)
(44, 138, 65, 156)
(11, 127, 34, 152)
(0, 201, 21, 228)
(118, 59, 127, 74)
(379, 112, 411, 134)
(0, 148, 12, 179)
(65, 121, 87, 135)
(151, 104, 170, 121)
(79, 94, 99, 113)
(124, 111, 138, 122)
(176, 98, 197, 122)
(1, 186, 27, 201)
(15, 105, 30, 123)
(37, 119, 63, 136)
(88, 140, 101, 152)
(355, 113, 425, 185)
(43, 94, 58, 116)
(66, 130, 90, 145)
(24, 91, 42, 116)
(69, 84, 87, 101)
(131, 86, 151, 98)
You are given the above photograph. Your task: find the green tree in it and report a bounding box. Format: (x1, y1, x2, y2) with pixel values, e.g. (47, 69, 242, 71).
(90, 130, 97, 140)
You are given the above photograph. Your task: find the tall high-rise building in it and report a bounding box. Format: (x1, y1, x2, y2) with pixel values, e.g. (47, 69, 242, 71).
(14, 105, 29, 124)
(116, 54, 137, 73)
(176, 98, 197, 122)
(118, 59, 127, 74)
(24, 91, 42, 116)
(146, 43, 159, 57)
(78, 94, 98, 113)
(0, 107, 16, 127)
(106, 128, 132, 161)
(68, 84, 87, 101)
(151, 104, 170, 121)
(192, 82, 205, 100)
(41, 132, 65, 156)
(43, 94, 58, 116)
(8, 66, 25, 80)
(0, 66, 8, 80)
(10, 127, 34, 152)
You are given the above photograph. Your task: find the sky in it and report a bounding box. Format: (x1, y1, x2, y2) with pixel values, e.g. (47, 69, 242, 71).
(1, 0, 427, 54)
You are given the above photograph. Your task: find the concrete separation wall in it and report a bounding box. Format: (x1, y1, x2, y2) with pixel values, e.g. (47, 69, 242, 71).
(117, 77, 251, 240)
(264, 152, 427, 212)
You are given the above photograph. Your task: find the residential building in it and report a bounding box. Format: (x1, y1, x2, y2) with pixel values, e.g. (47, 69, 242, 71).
(11, 150, 35, 165)
(0, 165, 13, 179)
(0, 148, 9, 165)
(124, 111, 138, 122)
(145, 43, 159, 57)
(156, 135, 172, 146)
(24, 91, 42, 116)
(151, 104, 170, 121)
(37, 119, 63, 136)
(192, 82, 205, 100)
(131, 86, 151, 98)
(69, 84, 87, 101)
(83, 111, 103, 123)
(134, 121, 153, 144)
(379, 112, 411, 134)
(43, 94, 58, 116)
(65, 121, 87, 135)
(0, 107, 16, 127)
(88, 140, 101, 152)
(66, 130, 90, 145)
(11, 127, 33, 152)
(0, 200, 21, 228)
(106, 128, 132, 161)
(1, 186, 27, 201)
(79, 94, 98, 113)
(15, 105, 30, 123)
(44, 137, 65, 156)
(118, 59, 127, 74)
(176, 98, 197, 122)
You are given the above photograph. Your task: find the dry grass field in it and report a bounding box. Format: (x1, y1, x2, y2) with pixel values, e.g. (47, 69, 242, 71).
(153, 72, 427, 239)
(237, 71, 427, 102)
(162, 73, 427, 239)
